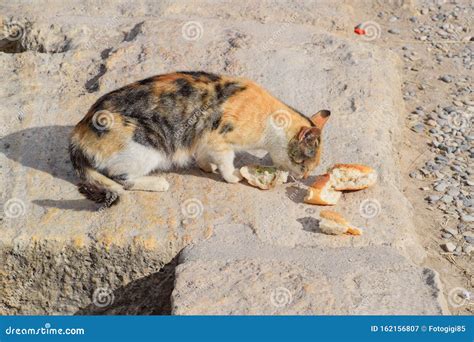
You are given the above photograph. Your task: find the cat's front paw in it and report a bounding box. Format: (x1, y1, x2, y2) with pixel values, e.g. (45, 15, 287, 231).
(223, 169, 243, 183)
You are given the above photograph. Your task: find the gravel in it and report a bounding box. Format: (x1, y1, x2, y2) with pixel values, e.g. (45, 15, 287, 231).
(402, 2, 473, 264)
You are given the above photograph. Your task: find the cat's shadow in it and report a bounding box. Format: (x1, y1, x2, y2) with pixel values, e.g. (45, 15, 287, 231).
(1, 125, 274, 211)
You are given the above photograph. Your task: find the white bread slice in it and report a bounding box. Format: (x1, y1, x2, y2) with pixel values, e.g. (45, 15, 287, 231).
(329, 163, 377, 191)
(240, 165, 288, 190)
(304, 174, 341, 205)
(319, 210, 363, 236)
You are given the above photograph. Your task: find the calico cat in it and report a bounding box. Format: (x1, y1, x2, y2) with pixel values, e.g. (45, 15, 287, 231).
(69, 71, 330, 206)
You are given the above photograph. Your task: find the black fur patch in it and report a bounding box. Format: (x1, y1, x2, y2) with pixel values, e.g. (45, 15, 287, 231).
(219, 123, 234, 134)
(137, 76, 160, 86)
(178, 71, 221, 82)
(215, 82, 245, 103)
(89, 72, 246, 153)
(78, 183, 119, 206)
(69, 143, 91, 179)
(175, 78, 195, 97)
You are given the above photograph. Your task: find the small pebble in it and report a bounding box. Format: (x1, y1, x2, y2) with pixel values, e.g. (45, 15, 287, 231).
(439, 75, 453, 83)
(427, 195, 440, 203)
(463, 245, 473, 254)
(441, 242, 456, 252)
(443, 227, 458, 236)
(411, 123, 425, 133)
(464, 236, 474, 244)
(441, 195, 453, 203)
(460, 214, 474, 223)
(434, 182, 448, 192)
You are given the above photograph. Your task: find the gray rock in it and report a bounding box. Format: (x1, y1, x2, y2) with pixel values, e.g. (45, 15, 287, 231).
(441, 242, 457, 252)
(439, 75, 453, 83)
(460, 215, 474, 223)
(441, 195, 453, 204)
(411, 123, 425, 133)
(427, 195, 441, 203)
(464, 236, 474, 244)
(463, 245, 473, 254)
(388, 28, 400, 34)
(447, 187, 460, 197)
(443, 228, 458, 236)
(434, 182, 448, 192)
(443, 106, 456, 113)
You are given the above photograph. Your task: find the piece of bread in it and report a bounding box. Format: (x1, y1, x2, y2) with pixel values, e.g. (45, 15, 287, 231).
(240, 165, 289, 190)
(304, 174, 341, 205)
(319, 210, 363, 236)
(328, 163, 377, 191)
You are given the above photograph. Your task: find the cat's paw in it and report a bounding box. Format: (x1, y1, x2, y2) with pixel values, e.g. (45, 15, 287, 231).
(223, 170, 243, 183)
(154, 178, 170, 191)
(199, 162, 218, 174)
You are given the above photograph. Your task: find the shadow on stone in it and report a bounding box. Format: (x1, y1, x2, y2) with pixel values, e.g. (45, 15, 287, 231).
(75, 255, 179, 315)
(32, 198, 99, 212)
(1, 125, 75, 184)
(286, 185, 306, 204)
(297, 216, 321, 233)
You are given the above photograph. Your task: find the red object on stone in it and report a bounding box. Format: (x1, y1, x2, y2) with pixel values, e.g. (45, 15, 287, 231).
(354, 26, 366, 35)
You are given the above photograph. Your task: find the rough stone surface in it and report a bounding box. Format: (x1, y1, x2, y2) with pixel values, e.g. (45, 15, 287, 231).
(171, 224, 447, 315)
(0, 1, 448, 314)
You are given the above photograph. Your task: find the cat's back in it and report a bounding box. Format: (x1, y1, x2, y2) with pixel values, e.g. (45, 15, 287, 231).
(71, 72, 262, 155)
(84, 71, 253, 121)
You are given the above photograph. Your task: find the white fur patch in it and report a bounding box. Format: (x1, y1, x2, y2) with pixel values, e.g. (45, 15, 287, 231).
(97, 142, 194, 178)
(261, 118, 294, 170)
(172, 149, 193, 167)
(98, 141, 172, 178)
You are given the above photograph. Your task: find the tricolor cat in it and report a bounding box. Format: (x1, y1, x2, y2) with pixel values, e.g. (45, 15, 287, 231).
(69, 71, 330, 206)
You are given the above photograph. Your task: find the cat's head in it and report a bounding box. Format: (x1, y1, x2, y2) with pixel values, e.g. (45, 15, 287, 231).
(285, 110, 330, 178)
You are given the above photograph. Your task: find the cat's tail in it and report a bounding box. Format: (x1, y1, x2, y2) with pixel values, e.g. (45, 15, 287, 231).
(78, 168, 123, 207)
(69, 143, 123, 207)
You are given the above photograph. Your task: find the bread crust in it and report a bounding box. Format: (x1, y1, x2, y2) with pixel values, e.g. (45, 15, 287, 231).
(240, 165, 288, 190)
(329, 163, 375, 174)
(329, 163, 377, 191)
(304, 174, 340, 205)
(309, 173, 331, 188)
(319, 210, 363, 236)
(319, 210, 348, 224)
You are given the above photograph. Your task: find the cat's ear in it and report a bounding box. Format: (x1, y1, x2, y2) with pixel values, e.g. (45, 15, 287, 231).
(310, 110, 331, 129)
(298, 126, 319, 143)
